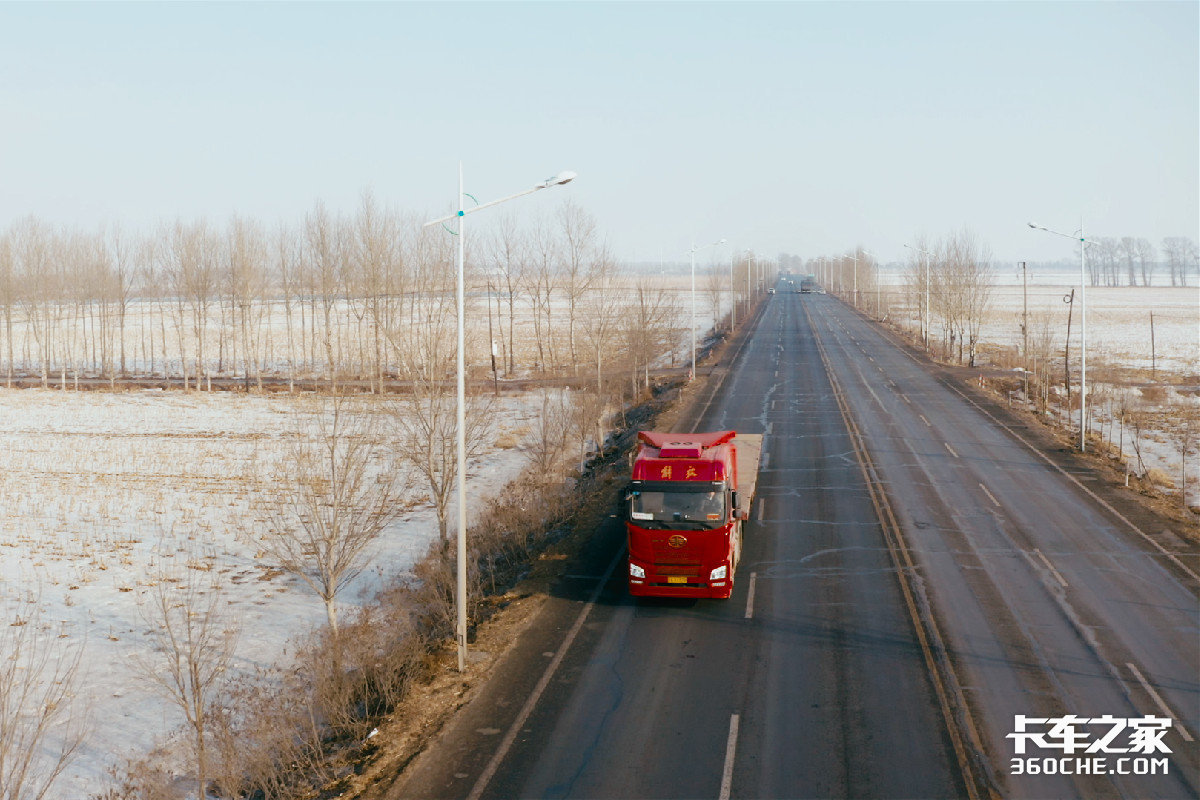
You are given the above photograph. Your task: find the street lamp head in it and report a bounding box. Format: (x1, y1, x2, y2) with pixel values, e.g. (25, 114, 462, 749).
(1028, 222, 1043, 230)
(539, 170, 577, 189)
(716, 238, 727, 245)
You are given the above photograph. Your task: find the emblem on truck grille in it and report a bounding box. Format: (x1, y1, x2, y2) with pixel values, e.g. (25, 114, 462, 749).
(667, 534, 687, 549)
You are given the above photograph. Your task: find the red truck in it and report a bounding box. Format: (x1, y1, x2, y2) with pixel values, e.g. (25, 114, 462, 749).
(625, 430, 764, 599)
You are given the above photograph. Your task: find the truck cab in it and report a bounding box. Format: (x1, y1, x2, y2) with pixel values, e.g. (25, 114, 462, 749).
(625, 431, 762, 599)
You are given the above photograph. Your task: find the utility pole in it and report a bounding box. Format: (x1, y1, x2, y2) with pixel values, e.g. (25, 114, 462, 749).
(1020, 261, 1028, 403)
(1150, 310, 1157, 380)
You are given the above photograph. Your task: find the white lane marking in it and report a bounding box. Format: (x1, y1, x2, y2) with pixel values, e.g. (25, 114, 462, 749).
(863, 381, 885, 410)
(919, 414, 932, 427)
(467, 548, 624, 800)
(756, 501, 765, 521)
(745, 571, 757, 619)
(901, 394, 912, 404)
(761, 452, 770, 470)
(978, 482, 1001, 508)
(1033, 548, 1068, 588)
(944, 442, 959, 458)
(720, 713, 741, 800)
(1126, 662, 1194, 742)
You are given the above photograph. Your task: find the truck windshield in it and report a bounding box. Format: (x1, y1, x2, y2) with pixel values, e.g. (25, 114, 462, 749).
(629, 489, 726, 530)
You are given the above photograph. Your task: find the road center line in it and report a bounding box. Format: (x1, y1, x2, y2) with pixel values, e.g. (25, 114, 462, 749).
(719, 713, 740, 800)
(978, 482, 1001, 508)
(919, 413, 932, 427)
(1126, 662, 1194, 742)
(1033, 548, 1068, 587)
(944, 442, 959, 458)
(467, 547, 624, 800)
(744, 572, 757, 619)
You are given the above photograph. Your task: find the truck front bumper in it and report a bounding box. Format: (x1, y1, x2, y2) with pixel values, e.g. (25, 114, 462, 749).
(628, 561, 732, 599)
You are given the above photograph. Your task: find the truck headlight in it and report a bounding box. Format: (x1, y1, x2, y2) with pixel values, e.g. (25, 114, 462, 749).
(629, 562, 646, 579)
(709, 565, 727, 581)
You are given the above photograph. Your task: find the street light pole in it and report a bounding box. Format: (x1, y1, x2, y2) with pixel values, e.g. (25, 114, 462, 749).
(1029, 220, 1088, 452)
(425, 166, 575, 672)
(689, 238, 726, 380)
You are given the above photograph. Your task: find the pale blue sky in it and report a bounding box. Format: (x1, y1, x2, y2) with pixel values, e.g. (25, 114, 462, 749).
(1, 1, 1196, 264)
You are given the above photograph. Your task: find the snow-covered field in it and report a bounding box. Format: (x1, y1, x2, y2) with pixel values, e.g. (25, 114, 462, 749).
(876, 277, 1198, 505)
(0, 389, 543, 797)
(0, 282, 737, 797)
(981, 285, 1199, 374)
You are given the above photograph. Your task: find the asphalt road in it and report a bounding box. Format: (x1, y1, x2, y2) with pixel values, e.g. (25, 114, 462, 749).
(389, 291, 1198, 800)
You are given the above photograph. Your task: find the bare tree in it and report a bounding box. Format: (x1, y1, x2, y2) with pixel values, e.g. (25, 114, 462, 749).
(486, 212, 527, 375)
(347, 192, 404, 394)
(903, 234, 934, 344)
(0, 597, 88, 800)
(254, 394, 404, 634)
(0, 229, 15, 387)
(1027, 308, 1057, 413)
(14, 217, 58, 388)
(1089, 237, 1119, 287)
(526, 389, 574, 481)
(569, 387, 609, 475)
(135, 556, 238, 800)
(1119, 236, 1139, 286)
(949, 229, 994, 366)
(275, 223, 303, 390)
(703, 260, 726, 333)
(1134, 238, 1156, 286)
(557, 200, 604, 375)
(226, 216, 269, 391)
(303, 204, 345, 388)
(621, 275, 682, 396)
(388, 263, 494, 548)
(106, 226, 139, 381)
(579, 265, 624, 395)
(523, 215, 560, 373)
(161, 220, 218, 391)
(1162, 236, 1197, 287)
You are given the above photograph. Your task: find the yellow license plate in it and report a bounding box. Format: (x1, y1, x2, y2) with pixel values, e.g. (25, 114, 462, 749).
(667, 576, 687, 584)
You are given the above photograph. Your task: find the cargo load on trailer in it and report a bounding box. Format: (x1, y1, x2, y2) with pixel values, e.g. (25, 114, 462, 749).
(624, 430, 764, 599)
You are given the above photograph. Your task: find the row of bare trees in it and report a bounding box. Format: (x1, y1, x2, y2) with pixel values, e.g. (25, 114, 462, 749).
(897, 229, 996, 366)
(809, 248, 882, 312)
(1082, 236, 1197, 287)
(0, 198, 695, 392)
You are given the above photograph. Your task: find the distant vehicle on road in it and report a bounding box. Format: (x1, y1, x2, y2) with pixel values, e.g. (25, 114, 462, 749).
(800, 275, 818, 293)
